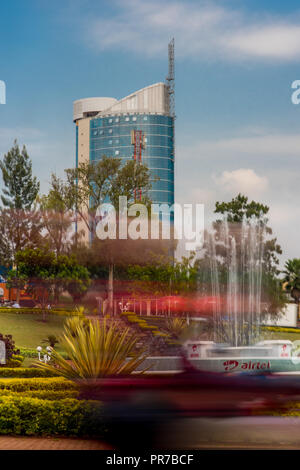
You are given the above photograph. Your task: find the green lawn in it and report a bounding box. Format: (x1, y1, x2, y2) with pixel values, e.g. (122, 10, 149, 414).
(0, 313, 67, 351)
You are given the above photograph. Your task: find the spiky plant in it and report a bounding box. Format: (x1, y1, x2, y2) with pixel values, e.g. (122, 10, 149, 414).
(163, 317, 187, 339)
(74, 305, 86, 316)
(35, 317, 147, 381)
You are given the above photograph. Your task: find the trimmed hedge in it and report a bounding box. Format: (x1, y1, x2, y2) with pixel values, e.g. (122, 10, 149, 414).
(19, 348, 69, 360)
(5, 359, 23, 368)
(0, 308, 80, 316)
(0, 396, 105, 436)
(0, 377, 76, 392)
(261, 326, 300, 334)
(0, 389, 79, 400)
(19, 348, 37, 358)
(0, 368, 59, 378)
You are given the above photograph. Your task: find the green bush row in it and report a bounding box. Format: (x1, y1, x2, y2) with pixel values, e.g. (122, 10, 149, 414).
(0, 389, 79, 400)
(0, 368, 59, 378)
(0, 308, 80, 316)
(0, 377, 76, 392)
(0, 396, 105, 436)
(261, 326, 300, 334)
(19, 348, 69, 360)
(18, 348, 37, 358)
(5, 359, 23, 368)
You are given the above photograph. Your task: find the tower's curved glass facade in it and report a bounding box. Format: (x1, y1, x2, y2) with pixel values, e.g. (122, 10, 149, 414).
(89, 114, 174, 206)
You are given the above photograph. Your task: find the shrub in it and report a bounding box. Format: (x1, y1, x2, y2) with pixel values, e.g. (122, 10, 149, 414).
(0, 396, 105, 436)
(36, 317, 147, 380)
(261, 326, 300, 334)
(6, 354, 25, 368)
(0, 377, 75, 392)
(153, 331, 169, 338)
(0, 333, 20, 363)
(0, 389, 79, 400)
(11, 355, 24, 363)
(163, 317, 187, 338)
(6, 359, 23, 368)
(0, 308, 81, 316)
(139, 324, 158, 330)
(127, 317, 141, 323)
(0, 368, 59, 378)
(19, 348, 38, 358)
(19, 348, 69, 360)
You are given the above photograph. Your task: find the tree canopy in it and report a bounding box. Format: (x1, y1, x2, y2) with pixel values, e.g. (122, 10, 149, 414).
(0, 141, 41, 269)
(0, 139, 39, 210)
(283, 258, 300, 303)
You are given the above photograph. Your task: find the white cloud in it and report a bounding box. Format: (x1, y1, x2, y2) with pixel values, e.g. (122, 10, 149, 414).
(227, 24, 300, 60)
(82, 0, 300, 62)
(213, 168, 269, 196)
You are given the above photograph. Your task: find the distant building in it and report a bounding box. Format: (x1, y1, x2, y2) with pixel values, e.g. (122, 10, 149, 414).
(73, 41, 175, 242)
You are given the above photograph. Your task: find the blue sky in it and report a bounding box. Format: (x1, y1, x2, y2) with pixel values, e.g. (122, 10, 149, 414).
(1, 0, 300, 262)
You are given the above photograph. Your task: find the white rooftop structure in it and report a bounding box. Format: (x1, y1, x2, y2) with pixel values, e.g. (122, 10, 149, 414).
(73, 97, 117, 121)
(73, 83, 169, 122)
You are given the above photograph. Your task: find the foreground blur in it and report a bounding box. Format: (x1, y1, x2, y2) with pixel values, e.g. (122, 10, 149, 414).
(77, 362, 300, 449)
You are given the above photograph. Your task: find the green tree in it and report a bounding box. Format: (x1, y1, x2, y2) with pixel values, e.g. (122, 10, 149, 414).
(282, 258, 300, 303)
(64, 156, 154, 313)
(76, 230, 175, 314)
(56, 254, 90, 304)
(214, 193, 282, 275)
(8, 248, 90, 319)
(38, 173, 85, 304)
(215, 193, 269, 223)
(0, 140, 41, 302)
(127, 251, 198, 298)
(64, 156, 152, 239)
(203, 194, 286, 316)
(38, 174, 74, 257)
(0, 139, 39, 209)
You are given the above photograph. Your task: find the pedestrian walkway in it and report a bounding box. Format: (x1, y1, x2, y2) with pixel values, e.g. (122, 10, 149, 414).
(0, 436, 112, 450)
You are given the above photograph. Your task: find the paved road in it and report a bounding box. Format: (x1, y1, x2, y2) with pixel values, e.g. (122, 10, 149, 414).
(159, 416, 300, 449)
(2, 417, 300, 450)
(0, 436, 112, 450)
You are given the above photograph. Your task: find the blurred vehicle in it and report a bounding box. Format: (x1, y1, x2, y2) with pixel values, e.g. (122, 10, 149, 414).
(77, 357, 300, 449)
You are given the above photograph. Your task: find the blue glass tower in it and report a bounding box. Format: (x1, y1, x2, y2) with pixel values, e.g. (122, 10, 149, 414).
(74, 82, 175, 209)
(89, 114, 174, 206)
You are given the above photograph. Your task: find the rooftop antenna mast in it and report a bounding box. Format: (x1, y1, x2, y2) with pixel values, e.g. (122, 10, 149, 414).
(166, 38, 175, 118)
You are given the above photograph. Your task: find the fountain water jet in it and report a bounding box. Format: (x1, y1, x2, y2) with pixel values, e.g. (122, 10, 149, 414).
(207, 217, 265, 347)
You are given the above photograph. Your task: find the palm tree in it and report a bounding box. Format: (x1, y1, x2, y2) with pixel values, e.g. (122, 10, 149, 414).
(283, 258, 300, 303)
